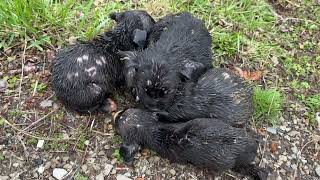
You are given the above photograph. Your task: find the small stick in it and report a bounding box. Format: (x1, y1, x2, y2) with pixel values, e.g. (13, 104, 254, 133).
(20, 108, 58, 133)
(17, 37, 27, 106)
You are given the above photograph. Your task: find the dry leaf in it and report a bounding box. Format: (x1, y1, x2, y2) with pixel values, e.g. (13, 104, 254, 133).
(270, 142, 278, 153)
(234, 67, 262, 81)
(257, 127, 266, 135)
(135, 178, 144, 180)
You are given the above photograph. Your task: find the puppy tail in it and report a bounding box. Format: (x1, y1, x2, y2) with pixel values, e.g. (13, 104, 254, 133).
(233, 164, 269, 180)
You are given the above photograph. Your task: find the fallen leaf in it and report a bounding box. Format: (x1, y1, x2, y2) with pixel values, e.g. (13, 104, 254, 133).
(234, 67, 262, 81)
(270, 142, 278, 153)
(257, 127, 266, 135)
(135, 178, 144, 180)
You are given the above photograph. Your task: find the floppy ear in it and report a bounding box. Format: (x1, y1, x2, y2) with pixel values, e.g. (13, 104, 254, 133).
(109, 12, 123, 22)
(179, 60, 206, 81)
(118, 50, 137, 60)
(119, 143, 140, 163)
(133, 29, 147, 48)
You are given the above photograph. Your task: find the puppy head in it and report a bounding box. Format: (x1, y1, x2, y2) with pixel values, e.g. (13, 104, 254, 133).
(109, 10, 155, 49)
(119, 142, 140, 164)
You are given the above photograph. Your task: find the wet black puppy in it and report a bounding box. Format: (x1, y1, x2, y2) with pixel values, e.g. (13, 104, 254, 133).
(119, 12, 212, 111)
(157, 68, 253, 127)
(51, 10, 155, 114)
(113, 109, 268, 180)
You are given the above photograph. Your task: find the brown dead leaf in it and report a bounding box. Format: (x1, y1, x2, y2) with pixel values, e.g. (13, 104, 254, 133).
(270, 142, 278, 153)
(135, 178, 144, 180)
(234, 67, 262, 81)
(257, 127, 266, 135)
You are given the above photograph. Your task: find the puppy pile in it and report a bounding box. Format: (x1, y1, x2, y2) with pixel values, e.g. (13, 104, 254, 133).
(51, 10, 268, 180)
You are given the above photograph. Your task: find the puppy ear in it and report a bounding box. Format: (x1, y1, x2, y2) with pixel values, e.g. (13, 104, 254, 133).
(118, 51, 137, 60)
(119, 143, 140, 163)
(133, 29, 147, 49)
(179, 60, 206, 81)
(109, 12, 123, 22)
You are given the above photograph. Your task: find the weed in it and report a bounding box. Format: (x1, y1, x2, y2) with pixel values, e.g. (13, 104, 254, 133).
(0, 117, 4, 126)
(26, 138, 38, 146)
(0, 153, 4, 161)
(74, 172, 88, 180)
(112, 148, 123, 162)
(253, 87, 283, 126)
(304, 94, 320, 124)
(31, 81, 48, 93)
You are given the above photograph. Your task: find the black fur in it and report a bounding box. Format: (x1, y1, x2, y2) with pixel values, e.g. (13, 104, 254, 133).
(51, 10, 155, 114)
(157, 68, 253, 127)
(114, 108, 268, 180)
(119, 12, 213, 111)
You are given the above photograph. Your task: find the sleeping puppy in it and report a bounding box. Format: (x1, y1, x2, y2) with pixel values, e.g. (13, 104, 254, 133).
(119, 12, 213, 111)
(156, 68, 253, 127)
(51, 10, 155, 114)
(113, 108, 268, 180)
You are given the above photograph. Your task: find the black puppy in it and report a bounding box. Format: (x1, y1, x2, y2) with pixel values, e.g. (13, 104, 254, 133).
(119, 12, 213, 111)
(113, 109, 268, 180)
(157, 68, 253, 127)
(51, 10, 155, 114)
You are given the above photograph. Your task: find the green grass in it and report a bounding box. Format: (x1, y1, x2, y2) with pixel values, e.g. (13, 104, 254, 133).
(304, 94, 320, 124)
(253, 87, 283, 126)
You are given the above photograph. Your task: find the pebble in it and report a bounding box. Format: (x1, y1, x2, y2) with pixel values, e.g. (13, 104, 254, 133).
(288, 130, 299, 137)
(104, 144, 110, 149)
(279, 155, 287, 162)
(116, 174, 132, 180)
(12, 163, 19, 167)
(52, 168, 68, 180)
(98, 151, 105, 156)
(0, 176, 9, 180)
(316, 166, 320, 177)
(0, 80, 7, 89)
(266, 127, 277, 134)
(104, 164, 113, 176)
(124, 172, 131, 177)
(169, 169, 176, 176)
(37, 140, 45, 149)
(40, 100, 53, 108)
(81, 165, 88, 172)
(38, 165, 45, 174)
(95, 173, 104, 180)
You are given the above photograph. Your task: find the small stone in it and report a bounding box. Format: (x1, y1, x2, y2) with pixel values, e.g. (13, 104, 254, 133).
(146, 170, 151, 175)
(52, 168, 68, 180)
(62, 133, 69, 140)
(288, 130, 299, 137)
(104, 144, 110, 149)
(0, 176, 9, 180)
(124, 172, 131, 177)
(38, 165, 45, 174)
(37, 140, 45, 149)
(12, 163, 19, 167)
(169, 169, 176, 176)
(98, 151, 105, 156)
(111, 169, 116, 175)
(315, 166, 320, 177)
(279, 126, 286, 131)
(279, 155, 287, 162)
(40, 100, 53, 108)
(95, 173, 104, 180)
(291, 146, 298, 154)
(154, 156, 160, 162)
(84, 140, 90, 146)
(81, 165, 88, 172)
(0, 80, 7, 89)
(62, 156, 69, 162)
(116, 174, 132, 180)
(266, 127, 277, 134)
(104, 164, 113, 176)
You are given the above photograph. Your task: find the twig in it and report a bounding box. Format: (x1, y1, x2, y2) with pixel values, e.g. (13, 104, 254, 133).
(32, 79, 39, 96)
(1, 116, 76, 141)
(16, 135, 29, 161)
(259, 134, 269, 166)
(20, 108, 58, 133)
(17, 37, 27, 106)
(91, 130, 113, 136)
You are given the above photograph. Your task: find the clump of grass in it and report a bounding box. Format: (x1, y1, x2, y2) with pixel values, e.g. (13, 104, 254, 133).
(304, 94, 320, 124)
(253, 87, 283, 126)
(74, 172, 88, 180)
(112, 148, 124, 162)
